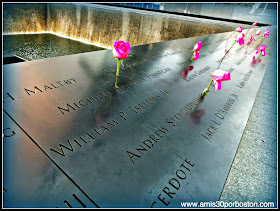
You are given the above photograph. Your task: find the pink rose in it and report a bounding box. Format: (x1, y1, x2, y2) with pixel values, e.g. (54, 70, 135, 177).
(250, 35, 256, 42)
(193, 51, 200, 60)
(193, 41, 203, 52)
(256, 45, 267, 56)
(212, 69, 231, 91)
(236, 33, 245, 45)
(236, 26, 243, 33)
(253, 22, 257, 26)
(256, 30, 261, 35)
(264, 29, 270, 38)
(260, 45, 267, 51)
(113, 41, 131, 59)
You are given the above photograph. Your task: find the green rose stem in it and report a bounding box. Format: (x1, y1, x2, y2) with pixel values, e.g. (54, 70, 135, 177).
(226, 31, 236, 42)
(186, 51, 195, 68)
(244, 29, 250, 37)
(256, 50, 264, 61)
(225, 31, 235, 48)
(115, 59, 121, 88)
(201, 76, 214, 97)
(258, 37, 265, 46)
(244, 26, 253, 38)
(218, 40, 236, 68)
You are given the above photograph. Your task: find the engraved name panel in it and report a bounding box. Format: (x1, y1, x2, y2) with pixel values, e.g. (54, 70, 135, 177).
(3, 26, 276, 208)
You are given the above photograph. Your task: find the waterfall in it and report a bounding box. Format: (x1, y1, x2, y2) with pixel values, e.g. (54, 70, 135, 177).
(121, 12, 130, 42)
(47, 3, 50, 31)
(76, 4, 81, 38)
(3, 3, 240, 49)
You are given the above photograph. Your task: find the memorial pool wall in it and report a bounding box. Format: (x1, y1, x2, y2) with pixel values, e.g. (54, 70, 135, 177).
(3, 3, 252, 48)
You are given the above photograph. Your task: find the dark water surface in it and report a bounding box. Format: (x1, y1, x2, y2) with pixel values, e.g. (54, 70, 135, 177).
(3, 33, 105, 61)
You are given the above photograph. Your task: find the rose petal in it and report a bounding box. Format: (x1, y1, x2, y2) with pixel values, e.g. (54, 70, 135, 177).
(193, 51, 200, 60)
(238, 39, 244, 46)
(213, 80, 221, 91)
(212, 69, 231, 82)
(236, 26, 243, 32)
(261, 45, 267, 50)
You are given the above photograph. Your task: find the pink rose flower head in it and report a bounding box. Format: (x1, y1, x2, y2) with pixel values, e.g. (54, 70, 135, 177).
(253, 22, 257, 26)
(236, 26, 243, 33)
(193, 51, 200, 60)
(264, 29, 270, 38)
(260, 45, 267, 51)
(250, 35, 256, 42)
(264, 33, 269, 38)
(256, 30, 261, 35)
(212, 69, 231, 91)
(113, 41, 131, 59)
(256, 45, 267, 56)
(236, 33, 245, 45)
(193, 41, 203, 52)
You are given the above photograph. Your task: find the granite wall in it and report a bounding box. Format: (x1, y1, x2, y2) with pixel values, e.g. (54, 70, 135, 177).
(3, 3, 249, 48)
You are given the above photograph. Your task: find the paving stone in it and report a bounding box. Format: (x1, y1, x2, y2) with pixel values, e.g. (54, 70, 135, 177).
(235, 135, 277, 168)
(241, 129, 277, 153)
(222, 167, 277, 204)
(231, 151, 277, 187)
(220, 188, 248, 203)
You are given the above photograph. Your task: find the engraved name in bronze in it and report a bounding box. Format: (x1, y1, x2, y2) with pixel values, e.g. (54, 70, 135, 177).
(184, 66, 211, 82)
(237, 70, 253, 89)
(24, 78, 78, 96)
(57, 91, 112, 115)
(200, 93, 238, 142)
(151, 158, 195, 207)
